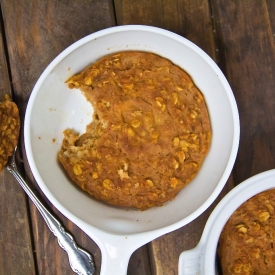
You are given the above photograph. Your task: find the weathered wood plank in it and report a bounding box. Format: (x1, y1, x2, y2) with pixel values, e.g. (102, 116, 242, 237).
(114, 1, 223, 274)
(114, 0, 217, 59)
(149, 176, 235, 275)
(266, 0, 275, 33)
(1, 0, 116, 274)
(128, 244, 152, 275)
(0, 11, 11, 96)
(1, 0, 116, 115)
(0, 172, 36, 275)
(211, 0, 275, 184)
(0, 13, 36, 275)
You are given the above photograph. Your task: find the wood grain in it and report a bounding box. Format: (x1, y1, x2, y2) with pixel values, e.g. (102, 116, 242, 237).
(114, 0, 217, 59)
(149, 176, 235, 275)
(1, 0, 116, 115)
(113, 1, 229, 274)
(211, 0, 275, 183)
(0, 14, 36, 275)
(1, 0, 116, 274)
(0, 171, 36, 275)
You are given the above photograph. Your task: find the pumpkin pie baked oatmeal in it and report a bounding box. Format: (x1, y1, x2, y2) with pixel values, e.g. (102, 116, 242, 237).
(0, 94, 20, 171)
(218, 189, 275, 275)
(59, 51, 211, 209)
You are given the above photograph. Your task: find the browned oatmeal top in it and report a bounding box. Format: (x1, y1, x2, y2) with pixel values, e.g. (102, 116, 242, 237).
(218, 189, 275, 275)
(59, 51, 211, 209)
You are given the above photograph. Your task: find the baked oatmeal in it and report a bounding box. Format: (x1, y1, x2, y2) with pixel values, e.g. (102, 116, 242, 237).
(59, 51, 211, 209)
(218, 189, 275, 275)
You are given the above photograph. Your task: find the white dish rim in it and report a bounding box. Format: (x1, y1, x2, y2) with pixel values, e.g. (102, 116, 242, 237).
(179, 169, 275, 275)
(24, 25, 240, 274)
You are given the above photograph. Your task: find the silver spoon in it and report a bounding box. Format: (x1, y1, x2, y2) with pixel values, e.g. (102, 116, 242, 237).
(5, 148, 95, 275)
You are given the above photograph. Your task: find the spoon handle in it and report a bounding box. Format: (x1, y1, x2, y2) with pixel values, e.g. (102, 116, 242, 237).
(6, 152, 95, 275)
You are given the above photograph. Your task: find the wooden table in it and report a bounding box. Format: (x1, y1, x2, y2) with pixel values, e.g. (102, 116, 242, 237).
(1, 1, 275, 274)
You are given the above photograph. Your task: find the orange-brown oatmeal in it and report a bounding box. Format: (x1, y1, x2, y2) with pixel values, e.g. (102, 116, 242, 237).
(59, 51, 211, 210)
(0, 94, 20, 171)
(218, 189, 275, 275)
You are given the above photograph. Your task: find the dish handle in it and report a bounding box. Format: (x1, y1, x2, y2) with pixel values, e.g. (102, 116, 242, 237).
(95, 233, 140, 275)
(178, 245, 204, 275)
(100, 247, 132, 275)
(86, 228, 156, 275)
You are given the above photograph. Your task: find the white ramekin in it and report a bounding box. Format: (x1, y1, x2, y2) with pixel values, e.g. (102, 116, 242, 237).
(179, 169, 275, 275)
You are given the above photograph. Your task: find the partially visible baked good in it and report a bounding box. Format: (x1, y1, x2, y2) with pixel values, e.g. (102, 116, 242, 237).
(0, 94, 20, 171)
(218, 189, 275, 275)
(59, 51, 211, 209)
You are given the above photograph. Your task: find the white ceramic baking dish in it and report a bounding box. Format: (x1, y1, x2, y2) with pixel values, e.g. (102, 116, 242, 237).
(24, 25, 239, 274)
(179, 169, 275, 275)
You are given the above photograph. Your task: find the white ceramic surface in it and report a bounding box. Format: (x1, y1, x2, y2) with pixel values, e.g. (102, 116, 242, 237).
(179, 169, 275, 275)
(24, 25, 239, 275)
